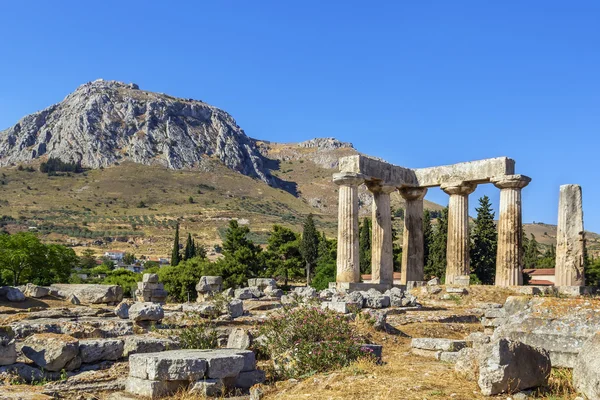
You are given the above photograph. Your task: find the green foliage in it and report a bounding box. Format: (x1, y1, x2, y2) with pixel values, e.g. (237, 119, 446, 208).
(536, 245, 556, 269)
(585, 257, 600, 287)
(265, 225, 304, 286)
(171, 223, 181, 266)
(359, 217, 371, 274)
(423, 210, 433, 273)
(0, 232, 78, 286)
(311, 232, 337, 291)
(470, 196, 497, 284)
(144, 261, 160, 272)
(102, 269, 141, 297)
(179, 314, 218, 350)
(425, 207, 448, 280)
(123, 252, 136, 265)
(40, 157, 82, 174)
(300, 214, 319, 284)
(158, 257, 216, 302)
(80, 248, 96, 270)
(184, 233, 196, 260)
(523, 233, 541, 269)
(257, 306, 370, 378)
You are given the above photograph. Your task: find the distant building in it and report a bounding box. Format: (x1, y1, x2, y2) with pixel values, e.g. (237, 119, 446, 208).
(524, 268, 556, 286)
(104, 251, 125, 261)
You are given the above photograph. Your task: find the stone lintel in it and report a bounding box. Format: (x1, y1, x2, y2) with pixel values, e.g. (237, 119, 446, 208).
(339, 155, 516, 188)
(333, 282, 393, 293)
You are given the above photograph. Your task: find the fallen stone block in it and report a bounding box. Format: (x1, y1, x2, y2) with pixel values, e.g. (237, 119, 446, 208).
(114, 300, 132, 319)
(483, 308, 506, 319)
(364, 294, 390, 309)
(263, 286, 283, 298)
(0, 363, 62, 383)
(125, 376, 187, 399)
(23, 283, 50, 298)
(22, 333, 79, 371)
(454, 348, 479, 381)
(440, 351, 461, 363)
(411, 348, 441, 360)
(234, 287, 254, 300)
(248, 278, 276, 291)
(123, 335, 179, 357)
(446, 286, 468, 294)
(411, 338, 467, 352)
(0, 286, 26, 302)
(573, 332, 600, 400)
(233, 369, 266, 389)
(466, 332, 490, 350)
(143, 273, 159, 284)
(0, 338, 17, 365)
(129, 350, 208, 381)
(360, 309, 387, 331)
(50, 284, 123, 304)
(228, 299, 244, 318)
(189, 378, 224, 396)
(227, 328, 253, 350)
(478, 339, 551, 395)
(293, 286, 317, 298)
(359, 344, 383, 363)
(128, 302, 164, 322)
(427, 277, 441, 286)
(427, 286, 442, 294)
(321, 301, 348, 314)
(79, 338, 124, 363)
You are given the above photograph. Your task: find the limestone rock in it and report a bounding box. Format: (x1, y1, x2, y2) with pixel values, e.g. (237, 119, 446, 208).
(321, 301, 349, 314)
(0, 286, 26, 302)
(0, 363, 62, 383)
(50, 284, 123, 304)
(0, 337, 17, 365)
(478, 339, 551, 395)
(247, 278, 276, 291)
(68, 294, 81, 305)
(115, 300, 132, 319)
(22, 333, 80, 371)
(79, 338, 124, 363)
(293, 286, 317, 298)
(361, 309, 387, 331)
(227, 328, 253, 350)
(128, 302, 164, 322)
(234, 369, 266, 389)
(427, 277, 441, 286)
(143, 273, 159, 283)
(234, 288, 254, 300)
(572, 332, 600, 400)
(227, 299, 244, 318)
(189, 379, 225, 396)
(454, 348, 479, 381)
(23, 283, 50, 298)
(123, 335, 180, 357)
(125, 376, 186, 399)
(411, 338, 467, 352)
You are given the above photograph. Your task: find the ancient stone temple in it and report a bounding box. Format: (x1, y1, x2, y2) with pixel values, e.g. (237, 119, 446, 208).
(333, 155, 531, 290)
(555, 184, 585, 287)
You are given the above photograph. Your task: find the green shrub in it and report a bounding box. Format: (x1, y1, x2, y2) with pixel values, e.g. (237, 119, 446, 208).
(257, 306, 370, 378)
(178, 314, 218, 350)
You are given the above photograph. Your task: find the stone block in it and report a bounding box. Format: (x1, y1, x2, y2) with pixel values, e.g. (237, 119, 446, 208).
(129, 350, 207, 381)
(440, 351, 461, 363)
(359, 344, 383, 362)
(365, 295, 390, 309)
(248, 278, 276, 290)
(228, 299, 244, 318)
(125, 376, 187, 399)
(0, 287, 25, 302)
(411, 348, 441, 360)
(234, 288, 254, 300)
(446, 287, 468, 294)
(227, 328, 253, 350)
(556, 286, 596, 296)
(0, 339, 17, 365)
(123, 335, 179, 357)
(50, 284, 123, 304)
(483, 308, 506, 319)
(478, 339, 551, 395)
(427, 277, 441, 286)
(128, 302, 164, 322)
(454, 348, 479, 381)
(321, 301, 348, 314)
(189, 378, 225, 396)
(143, 273, 159, 284)
(22, 333, 79, 371)
(411, 338, 467, 352)
(453, 275, 470, 286)
(573, 332, 600, 400)
(201, 350, 246, 378)
(233, 369, 266, 389)
(79, 339, 124, 363)
(23, 283, 50, 298)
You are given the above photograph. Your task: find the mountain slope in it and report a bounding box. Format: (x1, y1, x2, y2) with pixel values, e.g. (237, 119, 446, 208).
(0, 79, 273, 185)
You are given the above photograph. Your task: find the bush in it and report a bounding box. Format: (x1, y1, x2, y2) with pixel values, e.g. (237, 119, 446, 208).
(178, 314, 219, 350)
(257, 306, 371, 378)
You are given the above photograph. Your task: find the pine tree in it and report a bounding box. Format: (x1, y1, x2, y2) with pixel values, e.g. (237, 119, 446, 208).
(470, 195, 497, 284)
(184, 233, 195, 260)
(300, 214, 319, 284)
(523, 233, 541, 269)
(359, 217, 372, 274)
(171, 223, 181, 266)
(423, 210, 433, 273)
(425, 207, 448, 280)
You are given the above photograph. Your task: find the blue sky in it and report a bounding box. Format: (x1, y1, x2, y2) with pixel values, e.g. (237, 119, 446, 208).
(0, 1, 599, 231)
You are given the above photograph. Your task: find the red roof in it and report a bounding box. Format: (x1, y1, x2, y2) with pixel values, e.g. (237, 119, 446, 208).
(529, 279, 554, 286)
(523, 269, 556, 276)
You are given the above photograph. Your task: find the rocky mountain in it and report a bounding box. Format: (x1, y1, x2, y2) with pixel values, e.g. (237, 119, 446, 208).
(0, 80, 273, 185)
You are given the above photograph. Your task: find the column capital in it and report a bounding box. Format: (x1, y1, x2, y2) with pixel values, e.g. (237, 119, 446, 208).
(365, 180, 397, 194)
(440, 181, 477, 196)
(399, 186, 428, 201)
(491, 174, 531, 190)
(333, 172, 366, 187)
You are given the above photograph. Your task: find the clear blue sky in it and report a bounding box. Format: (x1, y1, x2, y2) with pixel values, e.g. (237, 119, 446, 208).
(1, 1, 599, 231)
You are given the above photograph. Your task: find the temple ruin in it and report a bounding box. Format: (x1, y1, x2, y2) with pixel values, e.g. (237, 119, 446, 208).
(333, 155, 532, 290)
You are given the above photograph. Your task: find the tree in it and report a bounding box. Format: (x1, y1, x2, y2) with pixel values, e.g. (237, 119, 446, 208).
(184, 233, 196, 260)
(103, 269, 141, 298)
(423, 210, 433, 273)
(123, 252, 136, 265)
(195, 242, 207, 259)
(265, 225, 304, 286)
(358, 217, 372, 274)
(470, 196, 497, 284)
(80, 249, 97, 270)
(311, 232, 337, 290)
(425, 207, 448, 280)
(171, 223, 181, 266)
(523, 233, 541, 269)
(300, 214, 319, 284)
(537, 245, 556, 269)
(158, 257, 216, 301)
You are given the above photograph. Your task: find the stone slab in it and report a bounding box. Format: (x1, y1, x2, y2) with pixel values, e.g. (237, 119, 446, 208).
(129, 350, 207, 381)
(125, 376, 187, 399)
(411, 348, 442, 360)
(413, 157, 515, 187)
(411, 338, 467, 352)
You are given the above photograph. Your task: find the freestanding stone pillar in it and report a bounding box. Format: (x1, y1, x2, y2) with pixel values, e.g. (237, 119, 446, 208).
(555, 184, 585, 286)
(441, 181, 476, 285)
(491, 175, 531, 286)
(399, 187, 428, 284)
(333, 172, 365, 283)
(366, 182, 396, 285)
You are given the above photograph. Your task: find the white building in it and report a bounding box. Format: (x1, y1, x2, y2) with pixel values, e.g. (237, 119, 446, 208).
(104, 251, 125, 261)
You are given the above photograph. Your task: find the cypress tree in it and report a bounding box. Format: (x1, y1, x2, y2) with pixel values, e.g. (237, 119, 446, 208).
(523, 233, 541, 268)
(300, 214, 319, 284)
(359, 217, 372, 274)
(423, 210, 433, 271)
(470, 195, 497, 284)
(425, 207, 448, 280)
(171, 223, 181, 266)
(184, 233, 195, 260)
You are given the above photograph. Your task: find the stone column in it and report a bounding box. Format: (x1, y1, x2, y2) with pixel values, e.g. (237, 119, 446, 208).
(399, 187, 428, 284)
(366, 182, 396, 285)
(491, 175, 531, 286)
(333, 172, 365, 283)
(441, 181, 477, 285)
(555, 184, 585, 286)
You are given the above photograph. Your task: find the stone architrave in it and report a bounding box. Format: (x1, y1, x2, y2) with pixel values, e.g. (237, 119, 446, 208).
(399, 187, 428, 283)
(333, 172, 365, 283)
(491, 175, 531, 286)
(366, 182, 396, 285)
(441, 182, 477, 284)
(555, 184, 585, 286)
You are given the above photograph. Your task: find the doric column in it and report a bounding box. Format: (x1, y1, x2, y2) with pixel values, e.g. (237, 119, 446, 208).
(333, 172, 365, 283)
(491, 175, 531, 286)
(555, 184, 585, 286)
(366, 182, 396, 285)
(441, 181, 477, 285)
(399, 187, 428, 284)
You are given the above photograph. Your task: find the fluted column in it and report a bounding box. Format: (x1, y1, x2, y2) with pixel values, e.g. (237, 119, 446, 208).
(555, 184, 585, 286)
(441, 181, 477, 285)
(492, 175, 531, 286)
(333, 172, 365, 283)
(399, 187, 428, 284)
(366, 182, 396, 285)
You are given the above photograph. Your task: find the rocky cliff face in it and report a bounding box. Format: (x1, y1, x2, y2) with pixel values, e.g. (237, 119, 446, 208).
(0, 79, 273, 185)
